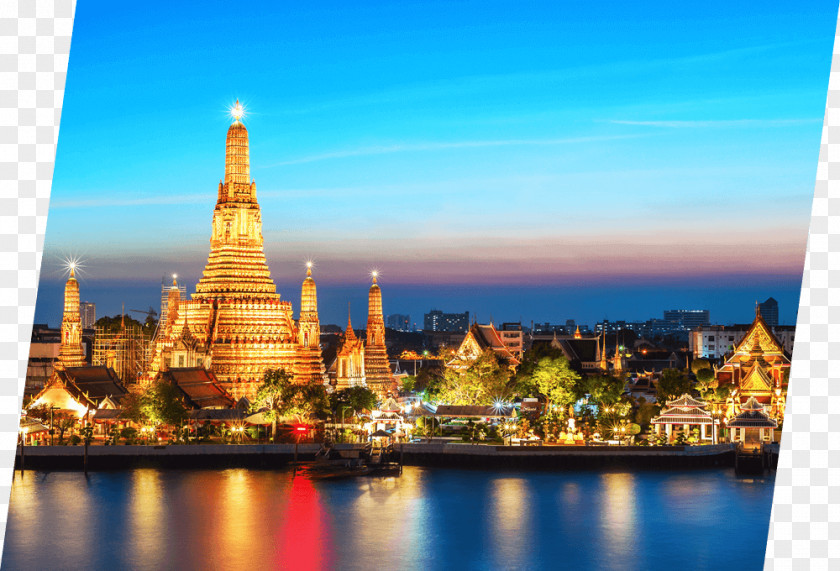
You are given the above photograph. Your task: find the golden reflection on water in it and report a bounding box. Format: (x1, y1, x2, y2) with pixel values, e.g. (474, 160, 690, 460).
(346, 469, 422, 559)
(490, 477, 529, 567)
(599, 472, 637, 568)
(128, 470, 165, 569)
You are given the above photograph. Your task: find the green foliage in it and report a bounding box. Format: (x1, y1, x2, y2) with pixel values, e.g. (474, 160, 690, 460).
(695, 368, 714, 383)
(400, 376, 416, 393)
(634, 398, 658, 429)
(691, 358, 711, 375)
(140, 380, 189, 426)
(435, 350, 511, 405)
(80, 425, 94, 446)
(252, 368, 330, 425)
(625, 423, 641, 436)
(577, 374, 625, 406)
(532, 356, 580, 412)
(121, 426, 137, 445)
(657, 369, 693, 403)
(331, 386, 378, 416)
(69, 434, 81, 446)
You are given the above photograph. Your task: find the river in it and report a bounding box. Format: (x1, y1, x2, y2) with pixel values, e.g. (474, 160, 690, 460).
(2, 467, 774, 570)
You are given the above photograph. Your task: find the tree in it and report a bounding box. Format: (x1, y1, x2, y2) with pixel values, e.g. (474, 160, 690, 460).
(531, 356, 580, 415)
(329, 386, 378, 426)
(577, 374, 625, 408)
(252, 369, 293, 441)
(139, 380, 189, 427)
(400, 376, 416, 394)
(435, 350, 511, 405)
(691, 358, 711, 375)
(656, 369, 693, 403)
(695, 368, 714, 383)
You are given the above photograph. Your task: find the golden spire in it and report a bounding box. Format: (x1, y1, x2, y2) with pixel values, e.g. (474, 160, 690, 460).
(300, 262, 318, 314)
(224, 99, 250, 190)
(574, 326, 582, 339)
(345, 305, 356, 341)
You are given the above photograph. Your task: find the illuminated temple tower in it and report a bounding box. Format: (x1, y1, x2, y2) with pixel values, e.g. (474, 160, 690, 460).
(295, 263, 326, 383)
(335, 310, 366, 389)
(55, 266, 86, 370)
(147, 103, 303, 399)
(364, 273, 392, 395)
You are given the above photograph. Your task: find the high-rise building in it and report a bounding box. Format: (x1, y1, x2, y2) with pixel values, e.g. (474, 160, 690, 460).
(424, 309, 469, 333)
(664, 309, 710, 330)
(386, 313, 411, 332)
(758, 297, 779, 327)
(80, 301, 96, 330)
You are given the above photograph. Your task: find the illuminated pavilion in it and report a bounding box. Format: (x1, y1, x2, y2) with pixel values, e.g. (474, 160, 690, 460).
(146, 103, 327, 399)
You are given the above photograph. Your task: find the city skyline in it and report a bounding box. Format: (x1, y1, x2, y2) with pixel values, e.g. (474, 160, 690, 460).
(34, 1, 836, 328)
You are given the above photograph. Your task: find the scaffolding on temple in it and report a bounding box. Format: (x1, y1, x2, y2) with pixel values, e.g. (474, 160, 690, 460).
(154, 278, 186, 345)
(92, 320, 151, 385)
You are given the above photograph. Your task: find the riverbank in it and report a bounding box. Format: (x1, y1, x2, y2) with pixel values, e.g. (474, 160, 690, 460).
(14, 442, 761, 471)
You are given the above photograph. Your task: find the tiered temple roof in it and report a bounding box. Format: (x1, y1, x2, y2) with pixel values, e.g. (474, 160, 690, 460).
(727, 397, 778, 428)
(651, 393, 714, 425)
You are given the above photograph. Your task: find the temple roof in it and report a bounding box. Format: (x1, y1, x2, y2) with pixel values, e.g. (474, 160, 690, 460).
(651, 405, 714, 424)
(161, 368, 235, 409)
(60, 366, 129, 403)
(666, 394, 707, 409)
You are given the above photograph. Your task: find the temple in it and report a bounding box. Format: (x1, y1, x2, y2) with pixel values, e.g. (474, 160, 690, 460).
(295, 263, 326, 384)
(714, 306, 790, 416)
(333, 310, 366, 390)
(146, 103, 325, 399)
(448, 323, 521, 371)
(364, 273, 392, 395)
(55, 266, 86, 370)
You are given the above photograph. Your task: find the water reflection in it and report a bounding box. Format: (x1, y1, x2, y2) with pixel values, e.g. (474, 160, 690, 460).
(128, 470, 165, 570)
(3, 468, 776, 570)
(490, 477, 529, 568)
(599, 472, 637, 570)
(276, 474, 332, 570)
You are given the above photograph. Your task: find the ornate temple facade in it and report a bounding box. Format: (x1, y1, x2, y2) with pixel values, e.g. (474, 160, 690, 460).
(715, 307, 790, 417)
(334, 313, 366, 390)
(146, 106, 326, 399)
(364, 274, 393, 395)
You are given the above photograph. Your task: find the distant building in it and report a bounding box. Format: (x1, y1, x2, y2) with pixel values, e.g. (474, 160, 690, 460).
(386, 313, 411, 332)
(690, 324, 795, 359)
(758, 297, 779, 327)
(663, 309, 710, 331)
(497, 323, 524, 360)
(423, 309, 469, 333)
(447, 323, 520, 371)
(80, 301, 96, 329)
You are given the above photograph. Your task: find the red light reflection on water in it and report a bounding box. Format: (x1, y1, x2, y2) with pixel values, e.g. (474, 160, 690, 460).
(275, 475, 333, 570)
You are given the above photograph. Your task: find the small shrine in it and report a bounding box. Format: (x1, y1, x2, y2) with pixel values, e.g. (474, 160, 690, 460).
(650, 394, 719, 444)
(726, 396, 777, 449)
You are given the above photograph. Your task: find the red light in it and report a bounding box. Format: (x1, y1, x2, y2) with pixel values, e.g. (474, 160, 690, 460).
(294, 424, 308, 433)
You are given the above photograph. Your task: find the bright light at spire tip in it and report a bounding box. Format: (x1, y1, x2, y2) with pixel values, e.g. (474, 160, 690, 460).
(229, 100, 245, 122)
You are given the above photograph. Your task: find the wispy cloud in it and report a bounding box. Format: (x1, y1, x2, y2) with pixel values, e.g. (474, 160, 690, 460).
(259, 135, 642, 167)
(51, 193, 210, 209)
(607, 118, 820, 128)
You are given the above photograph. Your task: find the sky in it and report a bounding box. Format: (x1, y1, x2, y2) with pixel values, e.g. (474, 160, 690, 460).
(35, 1, 838, 328)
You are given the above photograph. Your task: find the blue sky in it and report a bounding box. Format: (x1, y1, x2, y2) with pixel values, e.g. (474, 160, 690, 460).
(36, 1, 837, 327)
